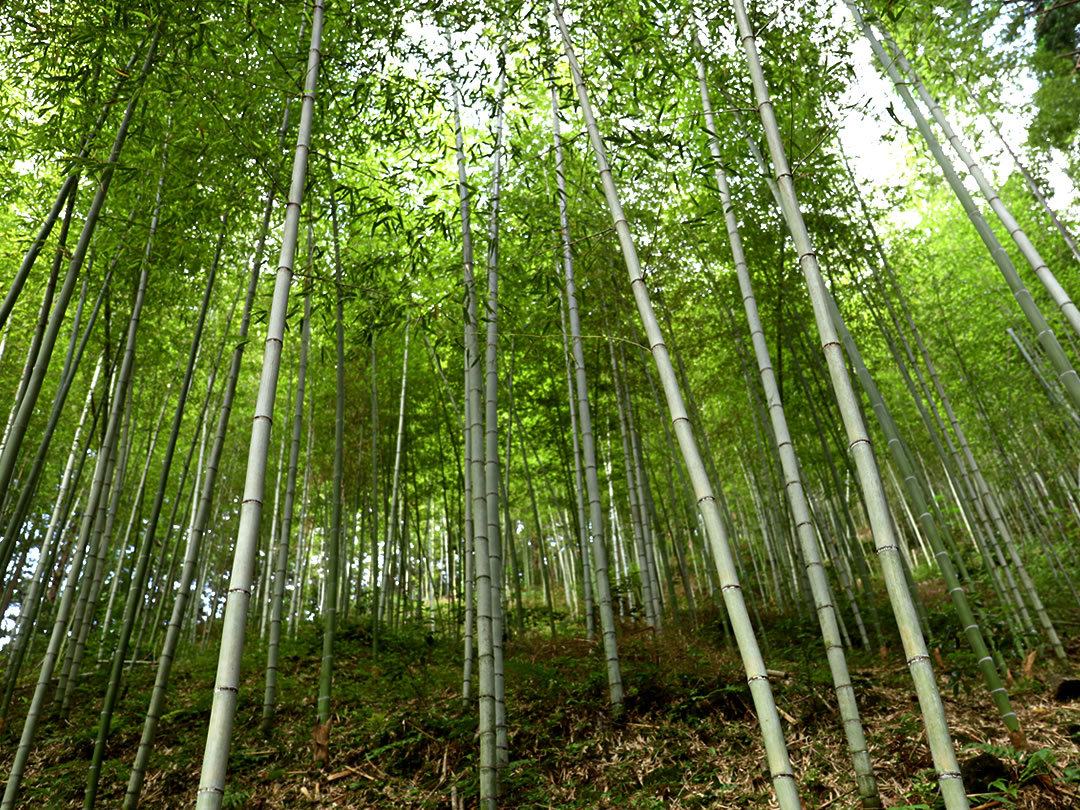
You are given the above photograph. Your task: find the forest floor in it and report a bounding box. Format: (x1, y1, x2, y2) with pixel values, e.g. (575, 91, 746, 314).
(7, 597, 1080, 810)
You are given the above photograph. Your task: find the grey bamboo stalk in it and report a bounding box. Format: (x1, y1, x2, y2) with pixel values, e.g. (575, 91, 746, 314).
(806, 483, 870, 648)
(126, 310, 253, 800)
(844, 0, 1080, 412)
(549, 64, 623, 709)
(826, 286, 1026, 742)
(625, 373, 675, 620)
(695, 47, 881, 807)
(833, 148, 1023, 726)
(731, 3, 969, 806)
(554, 4, 798, 805)
(729, 79, 887, 650)
(461, 144, 498, 810)
(882, 32, 1080, 339)
(263, 286, 312, 735)
(484, 69, 508, 780)
(461, 359, 475, 703)
(978, 101, 1080, 265)
(447, 73, 493, 803)
(196, 5, 324, 805)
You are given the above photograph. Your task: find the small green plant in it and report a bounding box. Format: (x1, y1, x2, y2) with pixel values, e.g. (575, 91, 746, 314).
(895, 767, 938, 809)
(222, 786, 250, 809)
(988, 776, 1019, 807)
(1020, 747, 1057, 782)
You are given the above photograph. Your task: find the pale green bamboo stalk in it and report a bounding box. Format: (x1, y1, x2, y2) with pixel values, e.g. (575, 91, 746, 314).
(100, 374, 173, 658)
(637, 347, 698, 625)
(483, 69, 508, 782)
(608, 335, 657, 627)
(457, 92, 498, 803)
(825, 286, 1025, 742)
(195, 4, 324, 805)
(263, 281, 311, 735)
(557, 291, 596, 637)
(0, 155, 151, 807)
(549, 58, 624, 710)
(0, 22, 161, 507)
(289, 402, 315, 637)
(0, 31, 148, 334)
(554, 4, 798, 805)
(623, 353, 673, 621)
(320, 188, 347, 730)
(695, 46, 881, 806)
(85, 140, 217, 808)
(259, 398, 289, 641)
(0, 354, 101, 720)
(733, 3, 968, 805)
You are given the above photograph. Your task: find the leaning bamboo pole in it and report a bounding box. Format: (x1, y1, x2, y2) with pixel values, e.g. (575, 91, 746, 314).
(731, 2, 970, 806)
(195, 4, 324, 806)
(695, 45, 882, 808)
(554, 3, 801, 807)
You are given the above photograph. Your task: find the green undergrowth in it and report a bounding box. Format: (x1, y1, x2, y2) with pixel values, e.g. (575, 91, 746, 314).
(3, 601, 1080, 808)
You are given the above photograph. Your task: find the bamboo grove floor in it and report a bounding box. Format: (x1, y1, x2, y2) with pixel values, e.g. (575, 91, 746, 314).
(6, 603, 1080, 809)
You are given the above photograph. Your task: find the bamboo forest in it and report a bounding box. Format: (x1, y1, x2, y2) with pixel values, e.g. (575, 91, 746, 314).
(3, 0, 1080, 807)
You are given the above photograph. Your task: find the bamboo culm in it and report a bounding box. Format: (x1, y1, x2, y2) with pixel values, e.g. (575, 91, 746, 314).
(732, 2, 970, 806)
(195, 5, 324, 805)
(695, 45, 882, 808)
(0, 22, 162, 509)
(555, 3, 801, 806)
(548, 58, 623, 711)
